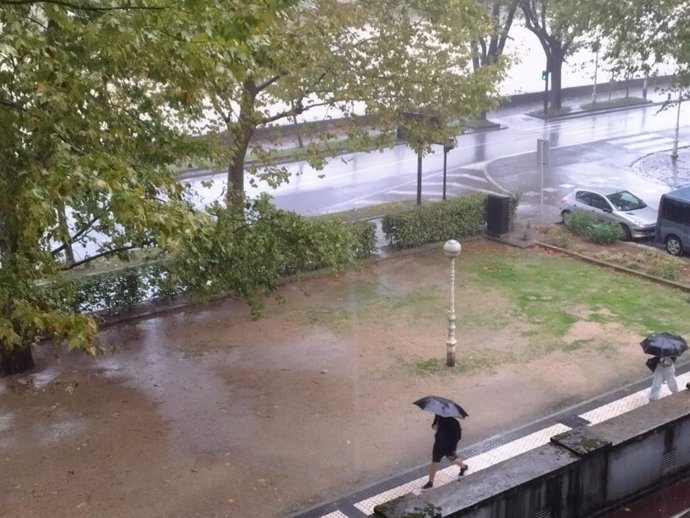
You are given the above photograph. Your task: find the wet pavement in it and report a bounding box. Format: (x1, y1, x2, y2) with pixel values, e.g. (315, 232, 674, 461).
(292, 365, 690, 517)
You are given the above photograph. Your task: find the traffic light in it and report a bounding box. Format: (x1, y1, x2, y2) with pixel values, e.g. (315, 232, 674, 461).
(541, 70, 547, 80)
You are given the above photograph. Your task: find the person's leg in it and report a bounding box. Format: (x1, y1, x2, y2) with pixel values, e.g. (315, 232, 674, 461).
(649, 368, 664, 401)
(423, 443, 444, 489)
(666, 368, 679, 393)
(428, 462, 439, 483)
(450, 456, 469, 476)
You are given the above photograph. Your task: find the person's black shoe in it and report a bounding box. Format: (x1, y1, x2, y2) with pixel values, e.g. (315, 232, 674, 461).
(421, 481, 433, 490)
(686, 382, 690, 390)
(459, 465, 468, 477)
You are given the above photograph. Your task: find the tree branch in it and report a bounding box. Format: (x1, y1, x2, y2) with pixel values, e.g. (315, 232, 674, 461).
(51, 216, 100, 256)
(62, 242, 150, 270)
(1, 0, 166, 11)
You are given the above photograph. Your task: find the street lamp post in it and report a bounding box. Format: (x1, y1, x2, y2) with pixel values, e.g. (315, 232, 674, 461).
(672, 91, 683, 160)
(591, 41, 600, 105)
(443, 239, 462, 367)
(442, 138, 456, 201)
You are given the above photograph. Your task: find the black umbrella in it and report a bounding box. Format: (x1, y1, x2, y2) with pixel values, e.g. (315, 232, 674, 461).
(640, 332, 688, 358)
(413, 395, 468, 418)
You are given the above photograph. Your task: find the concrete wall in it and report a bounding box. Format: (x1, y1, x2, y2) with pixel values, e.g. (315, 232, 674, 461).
(375, 391, 690, 518)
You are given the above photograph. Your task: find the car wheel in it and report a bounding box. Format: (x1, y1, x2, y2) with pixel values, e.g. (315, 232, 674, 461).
(665, 235, 684, 256)
(619, 224, 632, 241)
(561, 210, 572, 225)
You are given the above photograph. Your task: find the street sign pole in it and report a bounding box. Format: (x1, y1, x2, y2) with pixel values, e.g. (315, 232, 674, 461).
(537, 139, 549, 224)
(417, 152, 423, 205)
(443, 147, 448, 201)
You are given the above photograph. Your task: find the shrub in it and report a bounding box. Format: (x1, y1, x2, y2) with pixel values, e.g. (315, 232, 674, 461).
(57, 203, 376, 317)
(564, 212, 621, 244)
(586, 222, 622, 243)
(348, 220, 377, 258)
(381, 193, 487, 248)
(563, 212, 597, 234)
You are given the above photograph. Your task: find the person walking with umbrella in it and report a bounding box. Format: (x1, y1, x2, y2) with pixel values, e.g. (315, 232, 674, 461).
(641, 332, 688, 402)
(648, 356, 679, 401)
(413, 396, 468, 490)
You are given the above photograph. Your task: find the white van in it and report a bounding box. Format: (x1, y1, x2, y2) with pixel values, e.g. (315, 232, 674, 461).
(655, 185, 690, 256)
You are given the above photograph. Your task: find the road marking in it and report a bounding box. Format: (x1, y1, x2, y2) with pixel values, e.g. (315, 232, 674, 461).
(319, 511, 350, 518)
(638, 142, 688, 154)
(626, 137, 675, 149)
(608, 134, 662, 145)
(353, 424, 570, 516)
(446, 172, 490, 183)
(579, 372, 690, 425)
(386, 190, 444, 197)
(606, 134, 688, 155)
(387, 183, 498, 196)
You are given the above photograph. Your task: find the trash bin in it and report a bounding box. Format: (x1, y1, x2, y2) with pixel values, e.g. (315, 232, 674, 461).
(486, 194, 510, 236)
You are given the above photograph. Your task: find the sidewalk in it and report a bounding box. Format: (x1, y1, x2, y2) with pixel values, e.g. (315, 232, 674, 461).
(293, 366, 690, 518)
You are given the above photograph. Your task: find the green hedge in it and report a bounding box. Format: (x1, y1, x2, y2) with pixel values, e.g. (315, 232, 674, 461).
(349, 220, 377, 258)
(381, 192, 519, 249)
(564, 212, 621, 243)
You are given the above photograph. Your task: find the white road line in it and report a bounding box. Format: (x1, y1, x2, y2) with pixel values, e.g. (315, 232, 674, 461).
(319, 511, 350, 518)
(446, 172, 489, 183)
(579, 390, 649, 425)
(387, 183, 497, 196)
(353, 424, 570, 516)
(386, 190, 444, 197)
(634, 143, 679, 154)
(353, 479, 426, 515)
(609, 134, 662, 145)
(580, 372, 690, 425)
(626, 137, 675, 150)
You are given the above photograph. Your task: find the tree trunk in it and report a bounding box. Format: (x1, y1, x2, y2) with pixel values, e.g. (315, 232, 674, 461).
(57, 203, 75, 265)
(226, 127, 253, 211)
(0, 345, 35, 376)
(226, 80, 258, 212)
(549, 50, 565, 110)
(291, 110, 304, 148)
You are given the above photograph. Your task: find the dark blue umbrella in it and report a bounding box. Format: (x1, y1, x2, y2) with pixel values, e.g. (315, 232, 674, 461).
(413, 395, 468, 418)
(640, 332, 688, 358)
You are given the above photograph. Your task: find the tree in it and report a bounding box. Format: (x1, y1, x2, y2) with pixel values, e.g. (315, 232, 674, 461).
(173, 0, 509, 210)
(579, 0, 690, 87)
(472, 0, 519, 70)
(0, 0, 508, 376)
(518, 0, 594, 110)
(0, 1, 284, 375)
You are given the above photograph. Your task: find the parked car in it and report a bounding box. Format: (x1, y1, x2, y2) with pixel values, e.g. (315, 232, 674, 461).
(559, 187, 657, 240)
(655, 185, 690, 256)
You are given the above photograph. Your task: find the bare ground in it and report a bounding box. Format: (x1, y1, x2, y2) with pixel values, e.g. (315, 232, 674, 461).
(0, 236, 686, 518)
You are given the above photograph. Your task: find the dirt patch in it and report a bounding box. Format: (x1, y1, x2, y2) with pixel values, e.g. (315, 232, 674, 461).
(0, 236, 684, 518)
(532, 224, 690, 286)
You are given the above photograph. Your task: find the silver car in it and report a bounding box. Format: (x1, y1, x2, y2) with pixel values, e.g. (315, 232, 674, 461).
(559, 187, 657, 240)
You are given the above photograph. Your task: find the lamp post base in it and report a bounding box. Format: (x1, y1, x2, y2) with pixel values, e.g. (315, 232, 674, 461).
(446, 342, 456, 367)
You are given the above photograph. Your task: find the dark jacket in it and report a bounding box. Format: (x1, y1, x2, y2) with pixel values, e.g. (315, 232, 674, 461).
(432, 415, 462, 449)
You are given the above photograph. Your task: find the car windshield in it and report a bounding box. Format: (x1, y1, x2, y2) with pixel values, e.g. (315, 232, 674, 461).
(606, 191, 647, 211)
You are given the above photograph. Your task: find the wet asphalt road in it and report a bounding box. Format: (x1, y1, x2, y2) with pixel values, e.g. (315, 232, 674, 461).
(184, 97, 689, 225)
